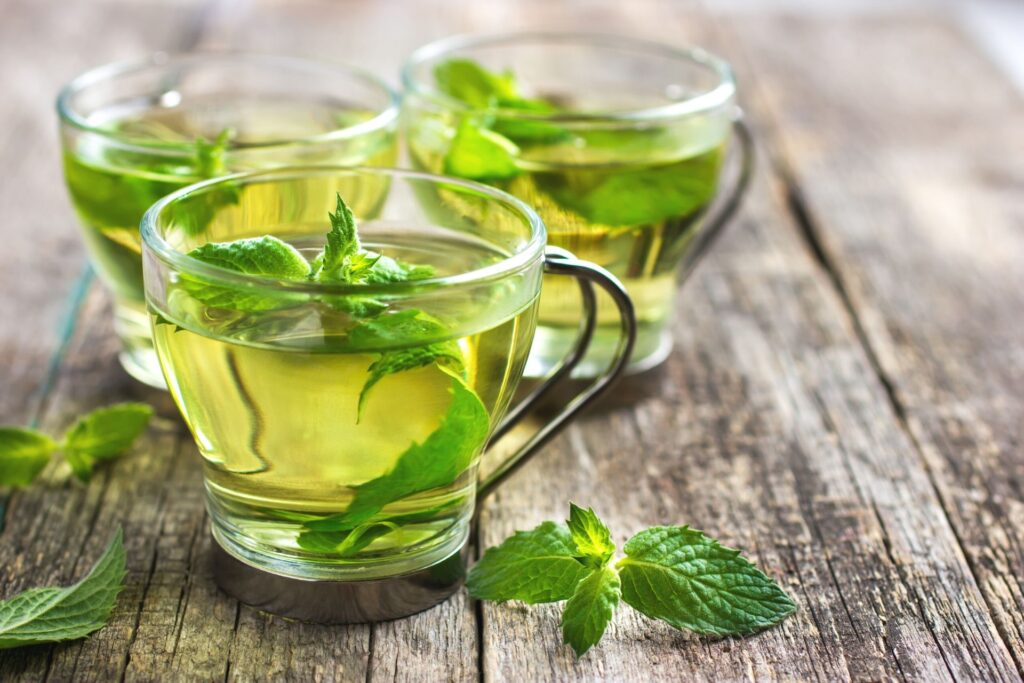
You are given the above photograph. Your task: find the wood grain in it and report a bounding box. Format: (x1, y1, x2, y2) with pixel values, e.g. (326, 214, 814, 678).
(0, 1, 1020, 681)
(721, 9, 1024, 676)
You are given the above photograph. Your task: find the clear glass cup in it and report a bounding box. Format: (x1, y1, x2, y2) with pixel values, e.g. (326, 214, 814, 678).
(58, 53, 399, 388)
(141, 166, 635, 617)
(402, 32, 753, 378)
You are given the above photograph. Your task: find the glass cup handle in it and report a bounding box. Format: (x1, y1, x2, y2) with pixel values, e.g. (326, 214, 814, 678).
(476, 247, 638, 501)
(678, 115, 755, 284)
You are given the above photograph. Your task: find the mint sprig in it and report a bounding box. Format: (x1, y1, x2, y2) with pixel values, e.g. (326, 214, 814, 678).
(0, 403, 153, 486)
(468, 504, 796, 657)
(0, 529, 126, 650)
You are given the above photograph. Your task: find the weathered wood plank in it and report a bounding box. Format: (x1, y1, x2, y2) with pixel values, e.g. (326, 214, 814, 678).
(721, 9, 1024, 676)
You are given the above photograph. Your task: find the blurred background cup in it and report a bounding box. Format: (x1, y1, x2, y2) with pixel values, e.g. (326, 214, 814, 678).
(140, 166, 634, 621)
(57, 52, 399, 389)
(402, 32, 752, 380)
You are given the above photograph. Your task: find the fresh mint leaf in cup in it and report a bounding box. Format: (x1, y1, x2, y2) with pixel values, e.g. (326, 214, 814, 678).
(468, 504, 796, 657)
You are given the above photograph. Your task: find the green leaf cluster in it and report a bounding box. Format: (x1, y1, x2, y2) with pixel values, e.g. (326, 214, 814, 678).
(432, 58, 725, 228)
(0, 404, 153, 486)
(467, 504, 796, 657)
(177, 193, 435, 315)
(0, 529, 126, 650)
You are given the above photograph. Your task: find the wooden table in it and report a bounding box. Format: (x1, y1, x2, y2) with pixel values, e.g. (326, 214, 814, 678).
(2, 0, 1021, 680)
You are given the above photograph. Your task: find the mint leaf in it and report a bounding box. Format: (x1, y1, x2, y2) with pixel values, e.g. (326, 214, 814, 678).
(182, 236, 311, 312)
(297, 522, 399, 556)
(617, 526, 796, 637)
(314, 368, 488, 530)
(567, 503, 614, 566)
(0, 428, 57, 487)
(0, 528, 126, 650)
(538, 153, 720, 227)
(62, 403, 153, 483)
(467, 521, 590, 604)
(562, 566, 621, 656)
(360, 343, 466, 419)
(444, 119, 521, 181)
(434, 59, 519, 108)
(361, 254, 435, 284)
(189, 236, 311, 279)
(350, 310, 467, 419)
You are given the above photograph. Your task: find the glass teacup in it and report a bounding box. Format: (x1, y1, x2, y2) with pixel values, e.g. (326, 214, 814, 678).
(402, 32, 753, 378)
(58, 53, 399, 388)
(141, 166, 635, 622)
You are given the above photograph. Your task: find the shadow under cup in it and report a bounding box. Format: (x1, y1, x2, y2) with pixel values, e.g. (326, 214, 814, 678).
(142, 167, 550, 590)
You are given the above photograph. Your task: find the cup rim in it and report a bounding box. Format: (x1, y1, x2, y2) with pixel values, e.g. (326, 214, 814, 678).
(57, 51, 400, 155)
(140, 165, 548, 296)
(401, 31, 736, 124)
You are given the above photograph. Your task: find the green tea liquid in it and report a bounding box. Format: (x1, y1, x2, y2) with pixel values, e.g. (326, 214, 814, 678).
(152, 233, 537, 580)
(408, 117, 726, 376)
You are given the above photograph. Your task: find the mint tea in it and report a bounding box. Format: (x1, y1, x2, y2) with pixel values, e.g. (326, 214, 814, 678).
(403, 36, 740, 376)
(59, 54, 398, 387)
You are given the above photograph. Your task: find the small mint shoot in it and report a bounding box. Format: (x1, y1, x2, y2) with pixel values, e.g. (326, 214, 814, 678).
(567, 503, 615, 567)
(468, 504, 796, 658)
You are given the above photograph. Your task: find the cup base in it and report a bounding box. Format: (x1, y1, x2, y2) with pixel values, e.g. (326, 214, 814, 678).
(211, 535, 467, 624)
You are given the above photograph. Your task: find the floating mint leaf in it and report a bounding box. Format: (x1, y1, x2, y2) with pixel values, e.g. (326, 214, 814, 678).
(62, 403, 153, 483)
(0, 428, 57, 487)
(562, 566, 621, 657)
(567, 503, 615, 567)
(350, 309, 467, 419)
(315, 368, 488, 531)
(444, 119, 521, 181)
(467, 521, 589, 604)
(434, 58, 518, 108)
(617, 526, 796, 637)
(189, 236, 312, 280)
(0, 528, 126, 650)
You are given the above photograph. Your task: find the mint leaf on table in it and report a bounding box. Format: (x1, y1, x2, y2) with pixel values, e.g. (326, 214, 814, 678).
(468, 504, 795, 658)
(0, 528, 126, 650)
(562, 565, 621, 657)
(62, 403, 154, 483)
(0, 428, 58, 487)
(0, 404, 153, 487)
(467, 521, 591, 604)
(617, 526, 796, 637)
(307, 367, 488, 531)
